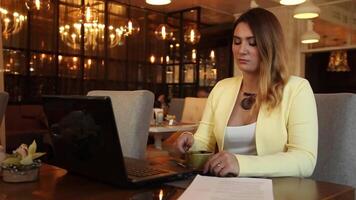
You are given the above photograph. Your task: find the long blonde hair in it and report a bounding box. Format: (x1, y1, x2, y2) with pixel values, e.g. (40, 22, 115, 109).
(233, 8, 290, 110)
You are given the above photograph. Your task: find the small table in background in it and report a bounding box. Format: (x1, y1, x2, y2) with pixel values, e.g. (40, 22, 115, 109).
(149, 123, 197, 149)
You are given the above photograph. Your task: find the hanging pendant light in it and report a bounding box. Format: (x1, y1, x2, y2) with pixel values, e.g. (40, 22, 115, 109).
(293, 0, 320, 19)
(25, 0, 51, 11)
(280, 0, 305, 5)
(146, 0, 171, 5)
(123, 18, 140, 36)
(327, 50, 351, 72)
(123, 5, 140, 36)
(301, 20, 320, 44)
(154, 24, 173, 40)
(184, 26, 201, 45)
(250, 0, 259, 8)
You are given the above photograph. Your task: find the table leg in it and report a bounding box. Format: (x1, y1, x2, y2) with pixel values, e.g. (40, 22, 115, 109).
(153, 133, 163, 149)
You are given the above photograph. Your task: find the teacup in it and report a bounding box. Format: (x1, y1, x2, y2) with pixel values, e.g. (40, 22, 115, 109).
(186, 150, 213, 170)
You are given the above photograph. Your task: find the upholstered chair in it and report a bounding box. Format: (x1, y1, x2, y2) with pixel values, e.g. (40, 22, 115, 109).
(180, 97, 207, 123)
(87, 90, 154, 159)
(312, 93, 356, 194)
(168, 98, 185, 122)
(162, 97, 207, 148)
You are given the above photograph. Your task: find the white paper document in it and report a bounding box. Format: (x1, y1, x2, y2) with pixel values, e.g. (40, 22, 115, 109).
(178, 175, 274, 200)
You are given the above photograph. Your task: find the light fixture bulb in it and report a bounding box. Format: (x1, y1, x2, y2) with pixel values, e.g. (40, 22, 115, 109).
(210, 50, 215, 60)
(293, 0, 320, 19)
(192, 49, 196, 61)
(150, 55, 155, 63)
(280, 0, 305, 5)
(146, 0, 171, 5)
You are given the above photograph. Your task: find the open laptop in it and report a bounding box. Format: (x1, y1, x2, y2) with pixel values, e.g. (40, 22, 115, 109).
(42, 95, 195, 187)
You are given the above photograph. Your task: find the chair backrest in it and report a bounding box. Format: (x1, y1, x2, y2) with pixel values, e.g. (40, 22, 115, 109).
(312, 93, 356, 189)
(168, 98, 185, 122)
(87, 90, 154, 159)
(181, 97, 207, 123)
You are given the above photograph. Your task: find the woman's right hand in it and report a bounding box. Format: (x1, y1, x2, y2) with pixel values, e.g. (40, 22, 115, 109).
(175, 132, 194, 153)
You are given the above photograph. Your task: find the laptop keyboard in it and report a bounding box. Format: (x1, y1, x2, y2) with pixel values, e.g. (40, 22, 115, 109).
(127, 166, 167, 177)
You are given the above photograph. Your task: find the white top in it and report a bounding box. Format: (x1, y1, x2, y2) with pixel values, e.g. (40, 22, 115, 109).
(224, 122, 257, 155)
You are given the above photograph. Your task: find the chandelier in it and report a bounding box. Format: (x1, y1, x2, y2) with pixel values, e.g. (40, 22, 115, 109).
(184, 26, 201, 45)
(0, 7, 27, 39)
(80, 2, 99, 24)
(25, 0, 51, 11)
(327, 50, 351, 72)
(123, 18, 140, 36)
(154, 24, 174, 40)
(59, 1, 139, 50)
(59, 22, 125, 50)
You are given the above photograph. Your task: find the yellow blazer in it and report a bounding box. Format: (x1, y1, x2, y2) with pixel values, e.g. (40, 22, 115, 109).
(192, 76, 318, 177)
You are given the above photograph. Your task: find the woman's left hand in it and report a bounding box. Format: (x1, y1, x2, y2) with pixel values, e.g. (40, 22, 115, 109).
(203, 151, 240, 177)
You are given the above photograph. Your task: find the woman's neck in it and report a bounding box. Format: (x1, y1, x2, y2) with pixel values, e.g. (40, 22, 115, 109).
(241, 73, 259, 93)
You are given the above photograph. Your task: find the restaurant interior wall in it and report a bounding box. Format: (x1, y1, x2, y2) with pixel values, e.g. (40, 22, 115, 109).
(1, 0, 232, 103)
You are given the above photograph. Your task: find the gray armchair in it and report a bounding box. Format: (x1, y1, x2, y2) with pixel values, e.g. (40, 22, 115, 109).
(312, 93, 356, 191)
(168, 98, 185, 122)
(87, 90, 154, 159)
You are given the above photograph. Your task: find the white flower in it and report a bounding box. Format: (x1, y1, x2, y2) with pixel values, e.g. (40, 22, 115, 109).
(15, 144, 28, 159)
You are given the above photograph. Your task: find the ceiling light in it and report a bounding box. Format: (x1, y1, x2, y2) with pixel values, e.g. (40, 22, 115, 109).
(154, 24, 174, 40)
(301, 20, 320, 44)
(250, 0, 259, 8)
(293, 0, 320, 19)
(280, 0, 305, 5)
(0, 7, 27, 39)
(146, 0, 171, 5)
(25, 0, 51, 11)
(184, 26, 201, 45)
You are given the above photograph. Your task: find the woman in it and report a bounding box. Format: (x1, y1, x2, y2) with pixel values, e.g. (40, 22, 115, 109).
(175, 8, 318, 177)
(154, 94, 169, 116)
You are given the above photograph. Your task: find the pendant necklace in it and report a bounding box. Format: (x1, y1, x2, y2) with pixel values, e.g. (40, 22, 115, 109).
(240, 92, 256, 110)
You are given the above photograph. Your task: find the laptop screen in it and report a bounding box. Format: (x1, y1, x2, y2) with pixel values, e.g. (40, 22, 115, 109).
(43, 95, 128, 184)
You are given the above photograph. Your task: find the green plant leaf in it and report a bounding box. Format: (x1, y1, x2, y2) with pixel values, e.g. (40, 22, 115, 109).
(2, 157, 21, 165)
(32, 152, 46, 160)
(20, 156, 33, 165)
(28, 140, 37, 156)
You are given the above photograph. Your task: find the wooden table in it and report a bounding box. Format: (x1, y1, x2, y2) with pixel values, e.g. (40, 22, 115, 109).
(0, 164, 354, 200)
(149, 123, 197, 149)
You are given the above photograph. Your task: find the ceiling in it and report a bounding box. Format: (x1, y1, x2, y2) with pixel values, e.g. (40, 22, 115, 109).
(123, 0, 280, 24)
(124, 0, 356, 48)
